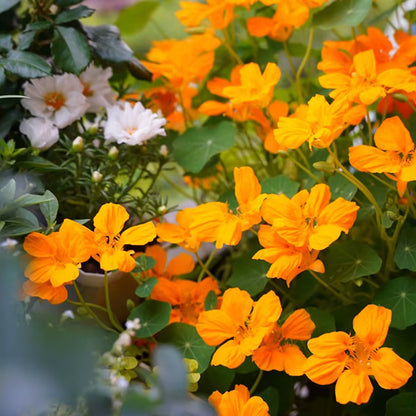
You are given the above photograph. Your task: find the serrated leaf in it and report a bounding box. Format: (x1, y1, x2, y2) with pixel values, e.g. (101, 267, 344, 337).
(228, 256, 268, 296)
(135, 276, 158, 298)
(325, 240, 382, 282)
(204, 290, 217, 311)
(40, 190, 58, 227)
(395, 226, 416, 271)
(1, 50, 52, 78)
(386, 393, 416, 416)
(374, 276, 416, 329)
(312, 0, 373, 29)
(0, 0, 19, 13)
(328, 174, 357, 201)
(157, 323, 215, 373)
(52, 26, 90, 74)
(260, 175, 300, 198)
(55, 5, 94, 24)
(83, 25, 133, 63)
(129, 300, 171, 338)
(173, 122, 236, 173)
(116, 1, 160, 35)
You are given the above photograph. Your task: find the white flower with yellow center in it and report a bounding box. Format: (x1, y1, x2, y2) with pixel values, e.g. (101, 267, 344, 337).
(104, 101, 166, 146)
(22, 73, 88, 128)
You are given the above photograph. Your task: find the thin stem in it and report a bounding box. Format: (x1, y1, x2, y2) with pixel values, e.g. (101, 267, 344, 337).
(222, 29, 243, 64)
(283, 41, 296, 80)
(104, 271, 124, 332)
(197, 248, 218, 282)
(296, 28, 314, 104)
(369, 173, 396, 191)
(73, 282, 118, 333)
(66, 299, 108, 312)
(309, 270, 352, 304)
(287, 152, 321, 183)
(250, 370, 264, 395)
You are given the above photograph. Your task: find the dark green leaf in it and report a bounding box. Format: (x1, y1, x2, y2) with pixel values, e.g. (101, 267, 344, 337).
(228, 256, 269, 296)
(374, 276, 416, 330)
(0, 67, 4, 88)
(260, 175, 300, 198)
(0, 0, 19, 13)
(0, 34, 12, 51)
(83, 25, 133, 63)
(1, 50, 52, 78)
(204, 290, 217, 311)
(328, 174, 357, 201)
(198, 365, 234, 394)
(52, 26, 90, 74)
(129, 300, 171, 337)
(306, 307, 336, 337)
(386, 393, 416, 416)
(312, 0, 373, 29)
(116, 1, 160, 35)
(259, 386, 279, 416)
(56, 0, 83, 6)
(18, 156, 62, 172)
(0, 107, 22, 138)
(0, 179, 16, 204)
(384, 326, 416, 361)
(157, 323, 215, 373)
(395, 226, 416, 271)
(12, 192, 55, 209)
(173, 121, 236, 173)
(135, 276, 158, 298)
(325, 240, 382, 282)
(18, 31, 36, 51)
(40, 190, 58, 227)
(55, 5, 94, 24)
(25, 21, 51, 31)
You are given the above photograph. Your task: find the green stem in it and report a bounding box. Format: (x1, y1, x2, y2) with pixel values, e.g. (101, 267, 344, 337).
(283, 41, 297, 80)
(73, 282, 118, 333)
(197, 249, 218, 282)
(222, 29, 243, 64)
(104, 271, 124, 332)
(249, 370, 264, 395)
(66, 299, 108, 312)
(309, 270, 352, 304)
(296, 28, 314, 104)
(287, 152, 321, 183)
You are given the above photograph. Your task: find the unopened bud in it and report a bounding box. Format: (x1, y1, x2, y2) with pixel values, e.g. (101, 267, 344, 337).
(72, 136, 84, 152)
(92, 171, 103, 183)
(157, 205, 167, 215)
(159, 145, 168, 157)
(108, 146, 119, 160)
(92, 139, 101, 148)
(312, 161, 335, 173)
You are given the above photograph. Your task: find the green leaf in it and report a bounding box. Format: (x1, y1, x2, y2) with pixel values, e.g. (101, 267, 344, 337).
(1, 50, 52, 78)
(395, 226, 416, 271)
(40, 190, 58, 227)
(116, 1, 160, 35)
(325, 240, 382, 282)
(56, 0, 83, 6)
(129, 300, 171, 337)
(52, 26, 90, 74)
(135, 276, 158, 298)
(18, 31, 36, 51)
(328, 174, 357, 201)
(0, 179, 16, 204)
(83, 25, 133, 63)
(260, 175, 300, 198)
(12, 192, 55, 209)
(0, 33, 12, 51)
(228, 256, 269, 296)
(0, 0, 19, 13)
(374, 276, 416, 330)
(157, 323, 215, 373)
(133, 254, 157, 273)
(312, 0, 373, 29)
(306, 307, 336, 337)
(173, 121, 236, 173)
(386, 393, 416, 416)
(384, 326, 416, 361)
(204, 290, 217, 311)
(55, 5, 94, 24)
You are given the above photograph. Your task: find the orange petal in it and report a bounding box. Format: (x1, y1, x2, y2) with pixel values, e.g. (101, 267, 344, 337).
(308, 331, 351, 356)
(335, 369, 373, 405)
(120, 221, 156, 246)
(374, 116, 415, 154)
(304, 355, 346, 385)
(145, 245, 167, 276)
(50, 263, 80, 287)
(281, 308, 315, 340)
(166, 252, 195, 276)
(221, 287, 253, 327)
(23, 280, 68, 304)
(23, 232, 56, 257)
(250, 290, 282, 329)
(349, 145, 401, 173)
(93, 203, 129, 236)
(234, 166, 262, 206)
(211, 339, 247, 368)
(196, 309, 237, 346)
(304, 184, 331, 219)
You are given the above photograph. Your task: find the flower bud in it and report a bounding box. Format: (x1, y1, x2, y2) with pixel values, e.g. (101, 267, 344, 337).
(92, 139, 101, 148)
(157, 205, 167, 215)
(312, 161, 335, 173)
(72, 136, 84, 152)
(159, 144, 168, 157)
(108, 146, 119, 160)
(92, 171, 103, 183)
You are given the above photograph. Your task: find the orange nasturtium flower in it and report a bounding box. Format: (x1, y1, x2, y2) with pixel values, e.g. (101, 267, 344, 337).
(196, 287, 282, 368)
(253, 308, 315, 375)
(349, 116, 416, 197)
(305, 305, 413, 405)
(209, 384, 270, 416)
(22, 280, 69, 305)
(150, 276, 220, 324)
(92, 203, 156, 272)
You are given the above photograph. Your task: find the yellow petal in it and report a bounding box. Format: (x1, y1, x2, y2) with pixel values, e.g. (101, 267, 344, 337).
(281, 308, 315, 340)
(374, 116, 415, 154)
(196, 309, 237, 346)
(93, 203, 129, 236)
(211, 339, 247, 368)
(120, 221, 156, 246)
(335, 369, 373, 405)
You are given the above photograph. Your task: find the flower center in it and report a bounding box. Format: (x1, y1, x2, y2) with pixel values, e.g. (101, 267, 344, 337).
(44, 91, 66, 110)
(126, 127, 137, 135)
(345, 335, 374, 372)
(82, 82, 93, 97)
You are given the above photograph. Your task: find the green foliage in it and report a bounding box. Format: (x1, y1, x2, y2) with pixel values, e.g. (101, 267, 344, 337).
(0, 50, 52, 78)
(135, 276, 158, 298)
(328, 174, 357, 201)
(386, 393, 416, 416)
(261, 175, 300, 198)
(0, 0, 19, 14)
(395, 225, 416, 271)
(306, 307, 336, 337)
(129, 300, 171, 337)
(116, 1, 160, 35)
(204, 290, 218, 311)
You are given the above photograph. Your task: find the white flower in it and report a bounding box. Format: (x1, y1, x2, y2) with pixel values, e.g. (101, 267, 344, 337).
(22, 73, 88, 128)
(104, 101, 166, 146)
(19, 117, 59, 150)
(80, 64, 115, 112)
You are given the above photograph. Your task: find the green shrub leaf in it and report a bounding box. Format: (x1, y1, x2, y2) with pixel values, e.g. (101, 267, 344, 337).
(0, 0, 19, 14)
(40, 190, 58, 227)
(1, 50, 52, 78)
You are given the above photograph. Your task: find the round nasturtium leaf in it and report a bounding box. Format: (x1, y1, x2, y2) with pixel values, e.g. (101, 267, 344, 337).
(374, 276, 416, 330)
(128, 300, 171, 337)
(395, 226, 416, 272)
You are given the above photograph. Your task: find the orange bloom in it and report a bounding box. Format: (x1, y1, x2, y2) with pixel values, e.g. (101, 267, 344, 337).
(150, 276, 220, 324)
(253, 308, 315, 375)
(196, 288, 282, 368)
(209, 384, 270, 416)
(261, 184, 359, 251)
(305, 305, 413, 405)
(349, 116, 416, 196)
(23, 219, 93, 287)
(252, 225, 324, 285)
(92, 203, 156, 272)
(145, 244, 195, 280)
(22, 280, 69, 304)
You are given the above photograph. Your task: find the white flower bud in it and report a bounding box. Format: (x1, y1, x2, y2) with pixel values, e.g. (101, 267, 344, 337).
(92, 171, 103, 183)
(72, 136, 84, 152)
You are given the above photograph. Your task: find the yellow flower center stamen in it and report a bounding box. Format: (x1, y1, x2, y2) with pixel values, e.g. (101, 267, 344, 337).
(345, 335, 375, 372)
(44, 91, 66, 110)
